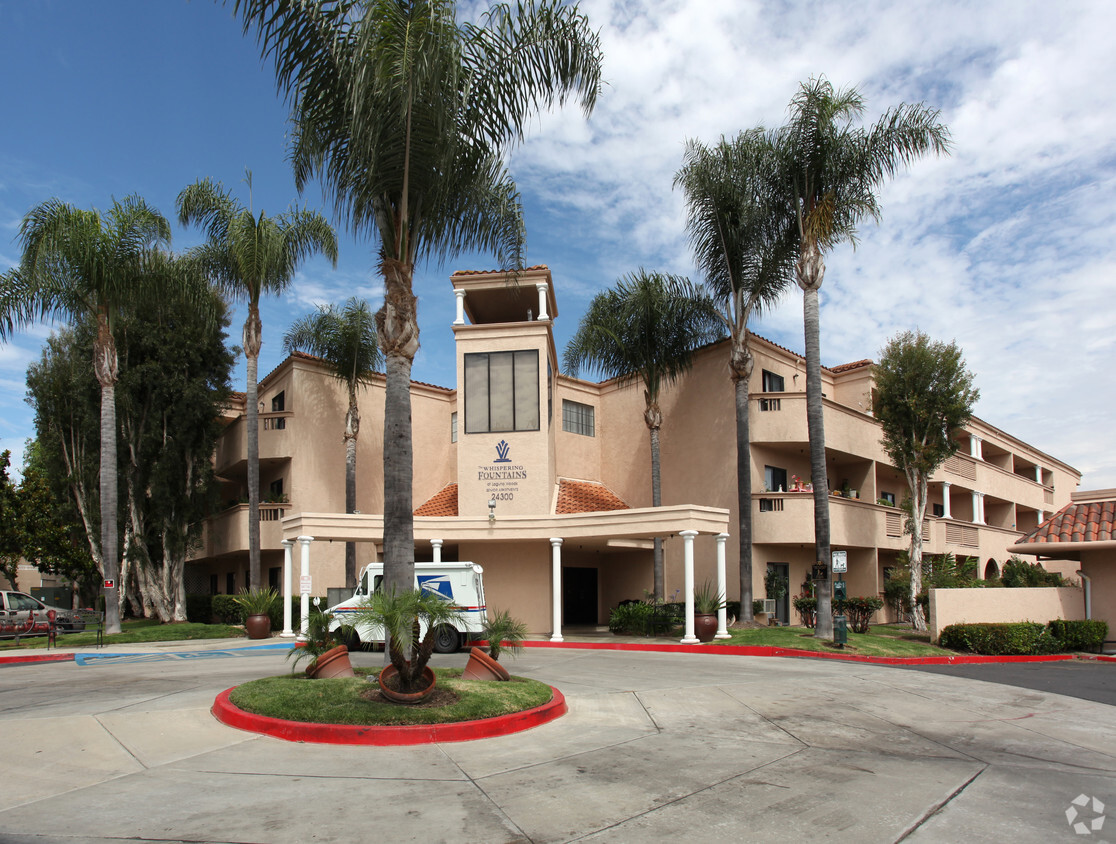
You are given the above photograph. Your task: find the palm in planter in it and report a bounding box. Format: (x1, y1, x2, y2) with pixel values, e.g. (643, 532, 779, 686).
(352, 588, 463, 697)
(480, 609, 528, 662)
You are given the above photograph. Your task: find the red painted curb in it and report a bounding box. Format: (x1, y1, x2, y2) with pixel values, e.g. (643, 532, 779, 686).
(212, 684, 567, 746)
(0, 653, 75, 665)
(519, 639, 1082, 665)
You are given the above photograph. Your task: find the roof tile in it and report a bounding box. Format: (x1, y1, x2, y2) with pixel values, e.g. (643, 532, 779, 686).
(555, 479, 630, 514)
(1016, 499, 1116, 545)
(414, 484, 458, 517)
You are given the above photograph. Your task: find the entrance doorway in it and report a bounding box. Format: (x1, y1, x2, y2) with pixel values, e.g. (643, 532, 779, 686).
(562, 567, 599, 625)
(766, 562, 790, 625)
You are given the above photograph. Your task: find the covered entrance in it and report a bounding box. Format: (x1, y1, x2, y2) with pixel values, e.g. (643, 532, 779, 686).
(562, 567, 599, 625)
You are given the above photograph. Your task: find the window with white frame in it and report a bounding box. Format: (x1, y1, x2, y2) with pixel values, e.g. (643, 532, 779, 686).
(562, 399, 595, 437)
(451, 412, 457, 443)
(464, 350, 539, 433)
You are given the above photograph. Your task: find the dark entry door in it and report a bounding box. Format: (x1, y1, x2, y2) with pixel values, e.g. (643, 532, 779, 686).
(767, 562, 790, 625)
(562, 567, 599, 625)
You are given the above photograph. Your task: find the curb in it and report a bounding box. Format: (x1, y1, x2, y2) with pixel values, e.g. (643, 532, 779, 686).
(212, 684, 567, 746)
(0, 653, 75, 666)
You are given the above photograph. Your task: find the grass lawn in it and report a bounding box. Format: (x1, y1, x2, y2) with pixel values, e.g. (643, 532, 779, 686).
(711, 623, 952, 657)
(229, 668, 554, 726)
(0, 618, 246, 650)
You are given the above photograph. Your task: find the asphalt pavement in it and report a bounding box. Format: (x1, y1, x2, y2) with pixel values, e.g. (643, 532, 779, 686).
(0, 639, 1114, 843)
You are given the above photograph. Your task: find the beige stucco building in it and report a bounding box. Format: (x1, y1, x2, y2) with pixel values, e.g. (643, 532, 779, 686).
(187, 266, 1081, 636)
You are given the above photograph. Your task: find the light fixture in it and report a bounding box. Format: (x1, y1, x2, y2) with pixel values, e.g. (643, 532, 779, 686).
(488, 497, 496, 522)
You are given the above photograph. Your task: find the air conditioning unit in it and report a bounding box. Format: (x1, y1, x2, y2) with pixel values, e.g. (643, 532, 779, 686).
(762, 599, 777, 615)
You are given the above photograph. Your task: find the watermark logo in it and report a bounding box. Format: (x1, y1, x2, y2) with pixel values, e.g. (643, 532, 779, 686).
(495, 440, 511, 462)
(1066, 794, 1107, 837)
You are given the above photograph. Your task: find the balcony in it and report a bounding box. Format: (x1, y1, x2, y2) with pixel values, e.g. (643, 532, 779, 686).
(190, 503, 291, 560)
(214, 412, 294, 476)
(753, 492, 911, 550)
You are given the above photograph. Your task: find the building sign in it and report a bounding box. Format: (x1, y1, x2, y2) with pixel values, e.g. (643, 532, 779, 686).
(300, 575, 312, 595)
(831, 551, 847, 574)
(478, 439, 527, 502)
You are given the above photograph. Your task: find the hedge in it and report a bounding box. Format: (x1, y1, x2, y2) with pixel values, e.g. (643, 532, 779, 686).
(938, 620, 1108, 655)
(1047, 619, 1109, 652)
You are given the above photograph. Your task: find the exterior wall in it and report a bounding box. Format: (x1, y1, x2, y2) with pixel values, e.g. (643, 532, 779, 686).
(928, 586, 1085, 642)
(1081, 550, 1116, 640)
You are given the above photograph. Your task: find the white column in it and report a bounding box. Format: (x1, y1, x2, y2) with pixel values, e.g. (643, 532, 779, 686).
(280, 539, 295, 638)
(941, 482, 952, 519)
(1035, 465, 1043, 484)
(431, 538, 443, 563)
(969, 435, 979, 458)
(971, 491, 982, 524)
(680, 530, 700, 644)
(1037, 508, 1044, 524)
(715, 533, 731, 639)
(549, 538, 563, 642)
(453, 289, 466, 325)
(978, 492, 986, 524)
(297, 535, 314, 640)
(536, 282, 549, 320)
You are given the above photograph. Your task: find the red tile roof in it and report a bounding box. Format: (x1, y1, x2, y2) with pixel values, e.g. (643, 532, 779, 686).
(830, 359, 873, 373)
(555, 479, 630, 514)
(451, 265, 549, 276)
(1016, 499, 1116, 545)
(414, 484, 458, 517)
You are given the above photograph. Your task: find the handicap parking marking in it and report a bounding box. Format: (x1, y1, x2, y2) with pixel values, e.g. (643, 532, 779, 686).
(76, 644, 295, 666)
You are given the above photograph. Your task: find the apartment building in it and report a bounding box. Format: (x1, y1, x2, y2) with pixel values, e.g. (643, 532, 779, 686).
(187, 266, 1080, 635)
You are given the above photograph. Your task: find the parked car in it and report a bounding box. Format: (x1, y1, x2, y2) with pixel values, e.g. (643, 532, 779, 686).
(0, 591, 85, 635)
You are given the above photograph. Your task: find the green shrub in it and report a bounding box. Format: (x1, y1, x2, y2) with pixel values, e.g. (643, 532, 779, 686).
(938, 622, 1060, 655)
(609, 601, 654, 635)
(185, 594, 212, 624)
(752, 599, 765, 617)
(1001, 557, 1066, 588)
(725, 600, 741, 621)
(212, 594, 241, 624)
(1048, 619, 1108, 652)
(793, 595, 817, 627)
(833, 596, 884, 634)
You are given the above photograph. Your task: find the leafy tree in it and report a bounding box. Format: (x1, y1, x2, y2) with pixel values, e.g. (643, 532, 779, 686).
(874, 330, 978, 629)
(674, 131, 797, 620)
(177, 174, 337, 592)
(563, 270, 723, 600)
(283, 297, 381, 588)
(0, 196, 174, 633)
(234, 0, 603, 593)
(0, 451, 19, 586)
(772, 78, 951, 639)
(1001, 556, 1065, 588)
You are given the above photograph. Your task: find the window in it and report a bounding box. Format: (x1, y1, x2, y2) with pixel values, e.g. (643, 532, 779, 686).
(269, 479, 284, 499)
(464, 350, 540, 433)
(271, 391, 285, 412)
(226, 572, 236, 594)
(562, 399, 595, 437)
(209, 574, 218, 596)
(451, 412, 457, 443)
(880, 491, 896, 506)
(932, 503, 945, 517)
(764, 465, 788, 493)
(762, 370, 785, 392)
(268, 567, 280, 591)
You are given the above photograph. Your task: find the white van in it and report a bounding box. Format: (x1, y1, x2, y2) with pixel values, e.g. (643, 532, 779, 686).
(327, 562, 486, 653)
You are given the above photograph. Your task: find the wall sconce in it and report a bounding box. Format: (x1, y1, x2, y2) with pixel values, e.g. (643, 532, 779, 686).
(488, 497, 496, 522)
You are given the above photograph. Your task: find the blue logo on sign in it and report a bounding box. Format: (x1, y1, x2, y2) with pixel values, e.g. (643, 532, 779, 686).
(418, 575, 453, 600)
(495, 440, 511, 463)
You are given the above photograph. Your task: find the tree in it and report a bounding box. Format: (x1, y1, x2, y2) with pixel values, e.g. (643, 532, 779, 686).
(0, 451, 19, 586)
(873, 330, 977, 630)
(563, 270, 723, 600)
(177, 174, 337, 592)
(675, 131, 797, 621)
(283, 297, 381, 588)
(772, 77, 950, 639)
(234, 0, 603, 593)
(0, 196, 173, 634)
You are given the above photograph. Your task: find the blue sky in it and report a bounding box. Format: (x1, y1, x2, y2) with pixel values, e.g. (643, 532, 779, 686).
(2, 0, 1114, 491)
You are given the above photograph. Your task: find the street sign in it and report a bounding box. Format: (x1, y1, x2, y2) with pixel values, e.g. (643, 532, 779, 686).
(831, 551, 847, 574)
(299, 575, 312, 595)
(103, 579, 115, 589)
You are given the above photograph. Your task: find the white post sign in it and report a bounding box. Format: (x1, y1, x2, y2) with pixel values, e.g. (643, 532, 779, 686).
(299, 575, 312, 595)
(831, 550, 847, 574)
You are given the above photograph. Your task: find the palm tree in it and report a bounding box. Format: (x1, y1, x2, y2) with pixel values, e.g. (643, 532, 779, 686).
(564, 271, 723, 600)
(0, 196, 172, 634)
(772, 77, 950, 638)
(235, 0, 603, 593)
(177, 175, 338, 591)
(283, 297, 381, 588)
(675, 131, 798, 623)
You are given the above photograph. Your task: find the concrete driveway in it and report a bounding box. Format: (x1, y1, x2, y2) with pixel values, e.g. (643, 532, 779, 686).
(0, 641, 1113, 843)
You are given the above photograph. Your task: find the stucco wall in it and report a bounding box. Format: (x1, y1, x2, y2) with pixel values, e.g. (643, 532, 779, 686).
(928, 586, 1085, 642)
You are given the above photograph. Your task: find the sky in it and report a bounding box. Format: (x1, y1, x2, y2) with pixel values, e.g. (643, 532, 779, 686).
(1, 0, 1113, 491)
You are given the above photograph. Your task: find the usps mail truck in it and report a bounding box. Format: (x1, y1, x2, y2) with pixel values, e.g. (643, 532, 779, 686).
(327, 562, 486, 653)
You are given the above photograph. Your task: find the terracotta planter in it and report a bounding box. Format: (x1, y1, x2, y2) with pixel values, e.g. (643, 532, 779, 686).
(378, 663, 437, 703)
(694, 613, 718, 643)
(307, 644, 355, 679)
(461, 646, 511, 681)
(244, 614, 271, 640)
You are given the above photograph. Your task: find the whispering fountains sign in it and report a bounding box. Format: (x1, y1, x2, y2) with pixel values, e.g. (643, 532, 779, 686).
(479, 440, 527, 503)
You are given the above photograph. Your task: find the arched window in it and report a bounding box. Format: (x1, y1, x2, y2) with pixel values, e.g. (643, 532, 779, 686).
(984, 558, 1000, 580)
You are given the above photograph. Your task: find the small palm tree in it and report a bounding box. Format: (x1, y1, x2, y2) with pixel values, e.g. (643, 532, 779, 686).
(177, 174, 338, 591)
(772, 77, 950, 639)
(283, 298, 381, 588)
(675, 132, 797, 622)
(0, 196, 174, 634)
(564, 270, 722, 600)
(480, 609, 528, 662)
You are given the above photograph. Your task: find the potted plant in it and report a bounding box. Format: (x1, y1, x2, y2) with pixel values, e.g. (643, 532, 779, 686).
(692, 580, 727, 642)
(464, 609, 527, 681)
(351, 587, 463, 703)
(233, 587, 279, 640)
(287, 609, 355, 679)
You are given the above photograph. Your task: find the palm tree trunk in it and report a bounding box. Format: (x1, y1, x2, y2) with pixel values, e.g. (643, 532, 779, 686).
(802, 280, 833, 640)
(244, 306, 262, 592)
(647, 399, 664, 601)
(344, 394, 359, 588)
(94, 315, 122, 635)
(734, 369, 754, 623)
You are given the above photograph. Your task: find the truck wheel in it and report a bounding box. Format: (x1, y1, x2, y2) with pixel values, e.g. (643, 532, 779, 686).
(344, 629, 364, 652)
(432, 625, 460, 654)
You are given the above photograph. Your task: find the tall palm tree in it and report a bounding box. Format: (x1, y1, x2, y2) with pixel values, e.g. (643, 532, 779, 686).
(772, 77, 950, 638)
(235, 0, 603, 592)
(0, 196, 172, 634)
(564, 271, 723, 600)
(283, 297, 381, 588)
(675, 131, 797, 623)
(177, 175, 338, 591)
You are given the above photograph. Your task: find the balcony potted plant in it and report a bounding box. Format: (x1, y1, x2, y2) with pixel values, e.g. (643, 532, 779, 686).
(233, 587, 279, 640)
(693, 580, 728, 642)
(464, 609, 528, 681)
